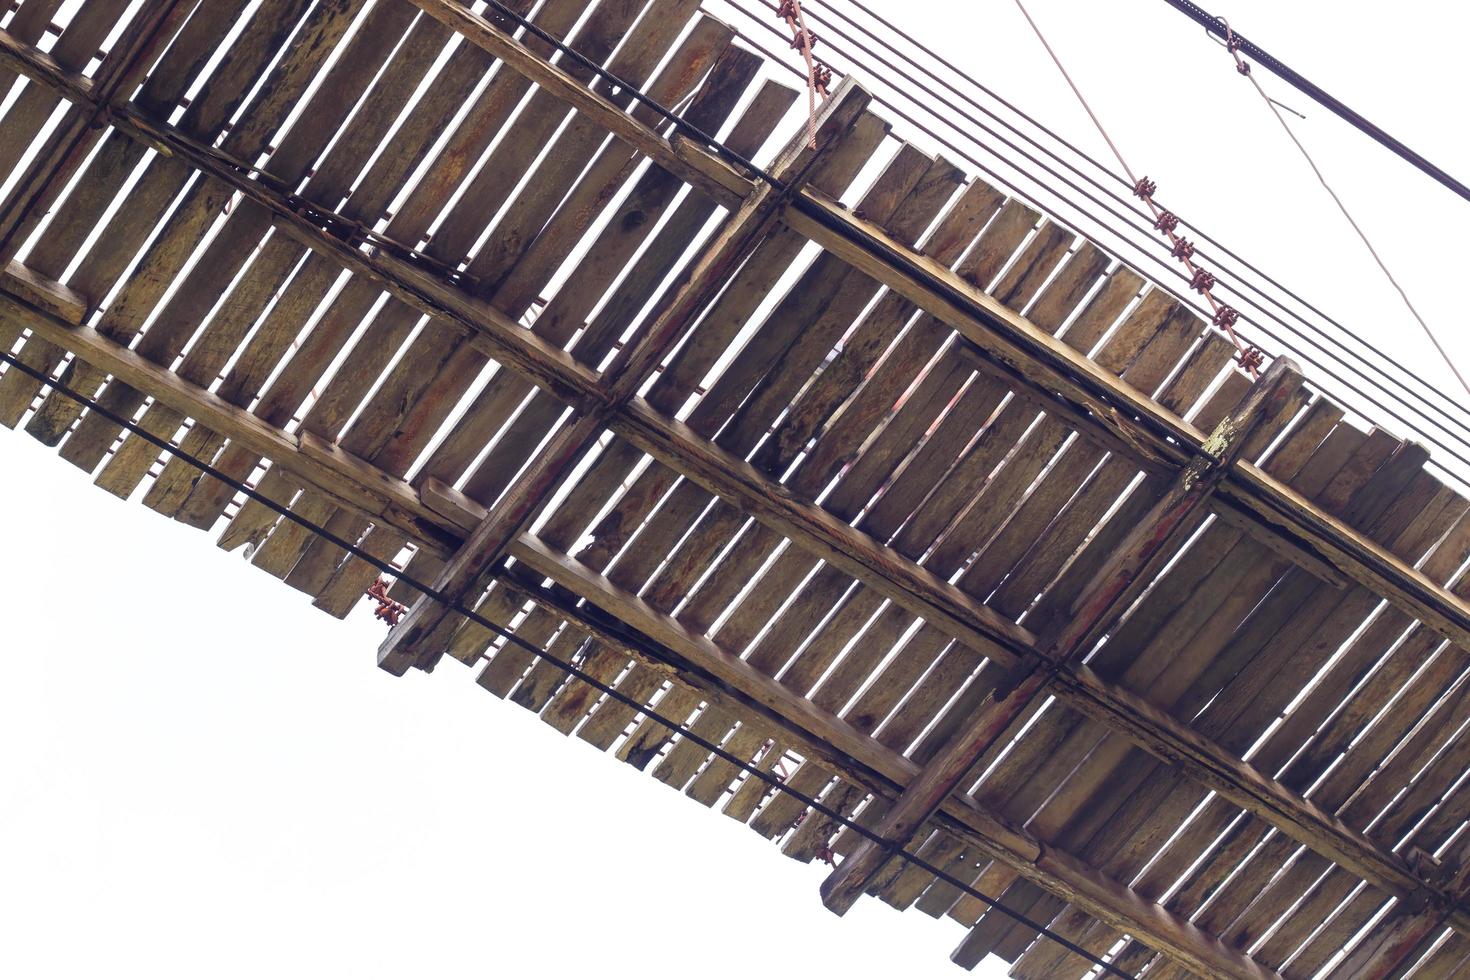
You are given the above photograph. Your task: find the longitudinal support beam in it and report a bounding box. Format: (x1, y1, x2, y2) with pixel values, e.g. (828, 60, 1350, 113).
(376, 79, 872, 676)
(505, 535, 1283, 980)
(0, 0, 196, 264)
(393, 0, 1470, 671)
(10, 279, 1454, 944)
(5, 13, 1464, 957)
(819, 358, 1302, 915)
(3, 15, 1466, 948)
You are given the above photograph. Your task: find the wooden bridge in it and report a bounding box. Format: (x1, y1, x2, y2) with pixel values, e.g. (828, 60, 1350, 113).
(3, 1, 1469, 976)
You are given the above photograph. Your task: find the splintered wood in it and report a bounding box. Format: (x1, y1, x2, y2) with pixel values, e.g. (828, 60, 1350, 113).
(3, 2, 1470, 977)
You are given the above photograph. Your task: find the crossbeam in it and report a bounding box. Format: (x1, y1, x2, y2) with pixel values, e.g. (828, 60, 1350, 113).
(377, 78, 872, 675)
(2, 18, 1465, 944)
(819, 358, 1301, 915)
(398, 0, 1470, 674)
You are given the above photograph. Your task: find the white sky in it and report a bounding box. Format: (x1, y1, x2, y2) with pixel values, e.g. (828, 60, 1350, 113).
(2, 0, 1468, 977)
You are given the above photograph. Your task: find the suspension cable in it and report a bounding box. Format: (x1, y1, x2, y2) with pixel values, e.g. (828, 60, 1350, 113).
(1212, 16, 1470, 398)
(1161, 0, 1470, 204)
(722, 4, 1470, 475)
(788, 0, 1469, 438)
(0, 344, 1137, 978)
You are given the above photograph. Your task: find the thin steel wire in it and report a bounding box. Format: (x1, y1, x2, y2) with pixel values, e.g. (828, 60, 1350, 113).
(804, 0, 1470, 433)
(1215, 16, 1470, 397)
(719, 2, 1470, 477)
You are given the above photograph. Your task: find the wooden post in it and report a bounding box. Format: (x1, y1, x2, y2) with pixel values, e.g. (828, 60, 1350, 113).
(819, 359, 1301, 915)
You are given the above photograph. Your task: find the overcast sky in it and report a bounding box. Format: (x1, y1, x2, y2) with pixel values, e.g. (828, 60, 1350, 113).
(2, 0, 1467, 978)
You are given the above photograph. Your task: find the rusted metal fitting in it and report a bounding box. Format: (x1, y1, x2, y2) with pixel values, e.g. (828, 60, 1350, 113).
(1132, 176, 1157, 199)
(776, 0, 798, 20)
(1189, 268, 1216, 292)
(812, 62, 833, 96)
(1171, 237, 1196, 260)
(1153, 210, 1180, 234)
(790, 28, 818, 51)
(366, 577, 408, 628)
(1237, 60, 1251, 76)
(1237, 344, 1265, 373)
(1213, 305, 1240, 330)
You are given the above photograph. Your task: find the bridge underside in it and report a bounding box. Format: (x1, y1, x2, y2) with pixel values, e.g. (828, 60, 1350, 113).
(3, 2, 1470, 977)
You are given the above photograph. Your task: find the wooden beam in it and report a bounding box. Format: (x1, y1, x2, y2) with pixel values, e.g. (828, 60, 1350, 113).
(384, 1, 1470, 674)
(376, 414, 603, 675)
(819, 358, 1301, 916)
(0, 0, 196, 263)
(3, 20, 1466, 947)
(377, 78, 872, 675)
(1, 260, 87, 324)
(505, 534, 1282, 980)
(0, 288, 467, 557)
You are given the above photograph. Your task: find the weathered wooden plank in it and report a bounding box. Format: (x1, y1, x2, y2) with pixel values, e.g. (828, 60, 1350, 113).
(375, 72, 870, 671)
(1, 0, 316, 428)
(232, 1, 725, 600)
(819, 362, 1298, 915)
(0, 0, 194, 262)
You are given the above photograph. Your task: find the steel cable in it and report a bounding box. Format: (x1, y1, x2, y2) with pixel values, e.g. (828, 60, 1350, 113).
(719, 0, 1470, 470)
(796, 0, 1470, 433)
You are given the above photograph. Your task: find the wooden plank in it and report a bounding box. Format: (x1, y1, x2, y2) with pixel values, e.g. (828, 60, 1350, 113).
(0, 0, 198, 262)
(375, 76, 870, 672)
(503, 533, 1281, 980)
(226, 1, 724, 599)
